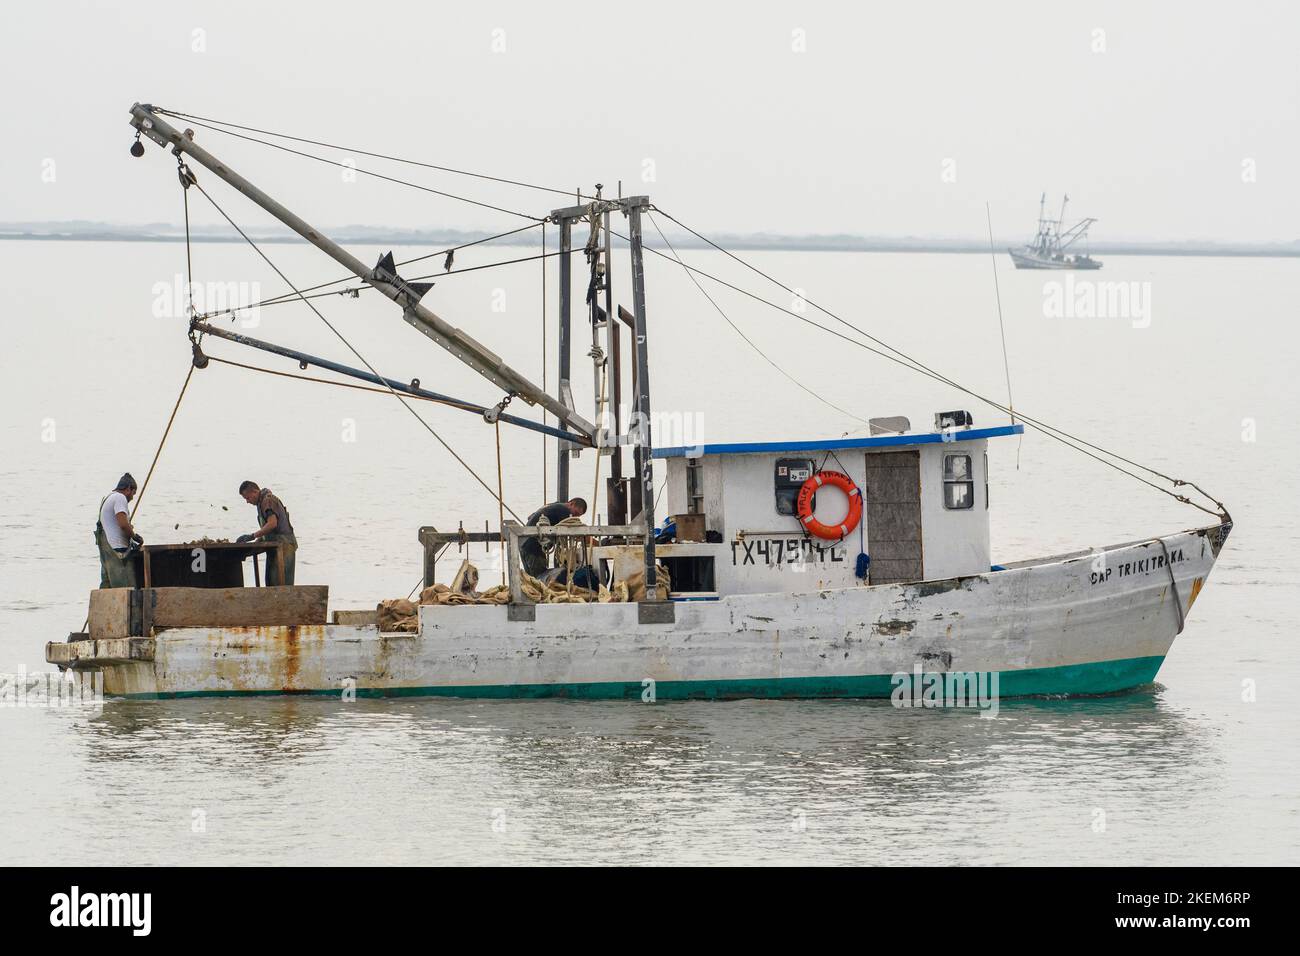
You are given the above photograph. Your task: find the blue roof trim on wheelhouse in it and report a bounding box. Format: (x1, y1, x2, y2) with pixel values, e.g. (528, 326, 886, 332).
(652, 424, 1025, 459)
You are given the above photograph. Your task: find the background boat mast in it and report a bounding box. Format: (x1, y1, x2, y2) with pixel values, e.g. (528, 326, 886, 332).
(1055, 194, 1070, 246)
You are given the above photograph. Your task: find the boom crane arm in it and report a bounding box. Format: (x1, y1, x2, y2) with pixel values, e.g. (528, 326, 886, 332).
(1056, 217, 1097, 252)
(128, 102, 597, 441)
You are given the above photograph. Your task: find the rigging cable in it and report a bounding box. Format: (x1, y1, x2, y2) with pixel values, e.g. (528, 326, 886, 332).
(199, 247, 573, 322)
(645, 211, 873, 428)
(82, 172, 202, 639)
(206, 355, 483, 410)
(148, 107, 1222, 519)
(986, 201, 1022, 470)
(638, 210, 1226, 519)
(155, 108, 598, 202)
(622, 222, 1224, 519)
(541, 222, 549, 503)
(494, 421, 507, 586)
(200, 222, 544, 320)
(130, 365, 193, 524)
(160, 114, 543, 222)
(191, 180, 523, 522)
(133, 169, 200, 522)
(985, 202, 1015, 425)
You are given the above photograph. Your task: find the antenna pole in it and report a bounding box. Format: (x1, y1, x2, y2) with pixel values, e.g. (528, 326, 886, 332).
(986, 203, 1015, 425)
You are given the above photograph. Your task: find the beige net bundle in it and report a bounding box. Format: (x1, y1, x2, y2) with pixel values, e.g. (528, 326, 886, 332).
(528, 516, 669, 602)
(375, 533, 671, 631)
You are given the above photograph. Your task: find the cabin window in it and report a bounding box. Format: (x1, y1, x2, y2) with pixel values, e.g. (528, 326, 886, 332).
(943, 454, 974, 510)
(984, 452, 989, 509)
(686, 458, 704, 514)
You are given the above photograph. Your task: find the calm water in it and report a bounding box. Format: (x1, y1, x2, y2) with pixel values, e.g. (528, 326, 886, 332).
(1, 238, 1296, 864)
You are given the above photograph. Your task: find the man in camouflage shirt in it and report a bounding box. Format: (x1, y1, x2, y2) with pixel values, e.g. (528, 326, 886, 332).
(236, 480, 297, 585)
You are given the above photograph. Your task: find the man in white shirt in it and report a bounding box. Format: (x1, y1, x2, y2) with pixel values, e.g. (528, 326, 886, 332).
(96, 473, 143, 588)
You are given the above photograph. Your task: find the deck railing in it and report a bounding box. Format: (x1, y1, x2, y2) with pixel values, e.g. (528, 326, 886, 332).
(501, 522, 647, 605)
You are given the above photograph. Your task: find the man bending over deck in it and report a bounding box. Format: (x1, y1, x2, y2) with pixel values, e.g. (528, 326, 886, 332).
(96, 472, 143, 588)
(236, 481, 297, 586)
(519, 497, 587, 577)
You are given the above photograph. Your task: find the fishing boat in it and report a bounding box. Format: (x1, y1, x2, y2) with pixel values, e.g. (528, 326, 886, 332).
(1008, 193, 1102, 270)
(46, 104, 1230, 701)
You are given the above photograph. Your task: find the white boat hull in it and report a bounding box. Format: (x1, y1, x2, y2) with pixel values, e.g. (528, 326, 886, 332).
(56, 523, 1229, 700)
(1008, 248, 1103, 270)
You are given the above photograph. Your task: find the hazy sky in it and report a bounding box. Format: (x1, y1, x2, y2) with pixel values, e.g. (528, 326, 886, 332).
(2, 0, 1296, 241)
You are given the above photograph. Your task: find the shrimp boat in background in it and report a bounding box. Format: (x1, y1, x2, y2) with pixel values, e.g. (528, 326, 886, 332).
(46, 104, 1231, 700)
(1009, 193, 1102, 270)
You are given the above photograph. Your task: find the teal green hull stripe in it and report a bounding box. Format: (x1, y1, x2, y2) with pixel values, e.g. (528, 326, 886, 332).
(120, 654, 1166, 701)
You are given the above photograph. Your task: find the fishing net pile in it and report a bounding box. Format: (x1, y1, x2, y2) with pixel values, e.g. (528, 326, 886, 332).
(376, 525, 670, 633)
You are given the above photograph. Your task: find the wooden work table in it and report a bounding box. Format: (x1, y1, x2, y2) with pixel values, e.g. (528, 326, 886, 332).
(137, 541, 286, 589)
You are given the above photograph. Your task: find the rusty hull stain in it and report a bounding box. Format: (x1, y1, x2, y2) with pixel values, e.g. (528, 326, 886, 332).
(873, 619, 916, 636)
(210, 625, 328, 692)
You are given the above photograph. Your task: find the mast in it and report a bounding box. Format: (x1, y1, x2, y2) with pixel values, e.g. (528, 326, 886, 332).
(625, 200, 660, 596)
(556, 217, 574, 498)
(1037, 192, 1047, 252)
(132, 102, 662, 600)
(128, 103, 597, 441)
(549, 195, 660, 596)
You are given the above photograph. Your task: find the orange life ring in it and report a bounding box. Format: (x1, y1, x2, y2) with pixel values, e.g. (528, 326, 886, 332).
(796, 470, 862, 540)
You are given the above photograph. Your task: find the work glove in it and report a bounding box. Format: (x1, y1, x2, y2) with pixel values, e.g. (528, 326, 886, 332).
(236, 534, 255, 544)
(130, 533, 144, 546)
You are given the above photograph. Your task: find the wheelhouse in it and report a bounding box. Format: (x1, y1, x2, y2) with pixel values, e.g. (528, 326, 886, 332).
(594, 420, 1024, 599)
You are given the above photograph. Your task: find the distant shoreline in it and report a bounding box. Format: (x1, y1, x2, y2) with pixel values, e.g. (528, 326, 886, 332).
(3, 226, 1298, 259)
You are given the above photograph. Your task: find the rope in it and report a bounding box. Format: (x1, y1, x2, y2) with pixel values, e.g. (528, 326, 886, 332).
(541, 222, 549, 503)
(629, 216, 1226, 520)
(132, 172, 200, 522)
(155, 107, 598, 203)
(650, 208, 1198, 485)
(591, 357, 608, 523)
(197, 223, 543, 320)
(193, 181, 523, 522)
(198, 247, 573, 322)
(206, 355, 481, 410)
(147, 107, 1223, 521)
(130, 364, 193, 522)
(1156, 538, 1187, 634)
(166, 114, 543, 222)
(494, 422, 506, 587)
(181, 172, 196, 318)
(646, 211, 872, 428)
(551, 516, 590, 595)
(985, 202, 1015, 424)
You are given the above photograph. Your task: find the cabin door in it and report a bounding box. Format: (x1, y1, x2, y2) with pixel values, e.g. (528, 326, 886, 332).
(861, 450, 923, 584)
